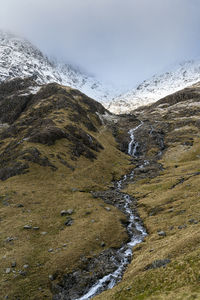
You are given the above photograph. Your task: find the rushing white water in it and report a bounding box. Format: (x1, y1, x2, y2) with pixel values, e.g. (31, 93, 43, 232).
(128, 122, 143, 156)
(76, 123, 147, 300)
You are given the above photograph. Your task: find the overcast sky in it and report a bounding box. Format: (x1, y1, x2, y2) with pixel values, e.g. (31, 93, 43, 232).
(0, 0, 200, 87)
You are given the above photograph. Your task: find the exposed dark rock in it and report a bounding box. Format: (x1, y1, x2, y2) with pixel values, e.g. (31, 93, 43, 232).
(0, 162, 29, 181)
(64, 217, 74, 226)
(51, 249, 123, 300)
(29, 126, 67, 145)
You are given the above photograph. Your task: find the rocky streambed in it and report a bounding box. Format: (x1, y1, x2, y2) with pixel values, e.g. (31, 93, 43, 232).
(52, 121, 164, 300)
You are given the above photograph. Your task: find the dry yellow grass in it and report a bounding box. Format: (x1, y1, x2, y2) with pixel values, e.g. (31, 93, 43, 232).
(0, 123, 131, 299)
(95, 129, 200, 300)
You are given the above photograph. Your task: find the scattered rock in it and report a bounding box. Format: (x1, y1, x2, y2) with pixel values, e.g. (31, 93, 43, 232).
(49, 272, 58, 281)
(189, 219, 198, 224)
(64, 217, 74, 226)
(101, 242, 106, 247)
(33, 227, 40, 230)
(41, 231, 48, 235)
(145, 259, 171, 270)
(105, 207, 111, 211)
(85, 211, 91, 215)
(157, 231, 166, 237)
(17, 203, 24, 208)
(23, 225, 32, 230)
(178, 224, 187, 230)
(91, 219, 95, 223)
(5, 268, 11, 274)
(48, 248, 53, 253)
(60, 209, 74, 216)
(66, 209, 74, 215)
(49, 274, 54, 281)
(23, 264, 29, 269)
(19, 270, 27, 276)
(63, 244, 67, 247)
(11, 261, 16, 268)
(5, 237, 14, 243)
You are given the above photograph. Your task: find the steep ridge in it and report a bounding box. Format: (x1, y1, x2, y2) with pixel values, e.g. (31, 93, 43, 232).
(108, 60, 200, 113)
(95, 82, 200, 300)
(0, 77, 200, 300)
(0, 77, 132, 299)
(0, 31, 118, 104)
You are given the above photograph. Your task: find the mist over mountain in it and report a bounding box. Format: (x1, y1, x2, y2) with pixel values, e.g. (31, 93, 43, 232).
(0, 31, 120, 104)
(1, 0, 200, 86)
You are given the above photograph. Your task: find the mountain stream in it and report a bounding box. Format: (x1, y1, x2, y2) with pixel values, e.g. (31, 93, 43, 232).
(76, 123, 147, 300)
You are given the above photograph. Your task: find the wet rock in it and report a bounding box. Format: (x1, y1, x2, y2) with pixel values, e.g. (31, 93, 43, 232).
(145, 259, 171, 270)
(51, 248, 121, 300)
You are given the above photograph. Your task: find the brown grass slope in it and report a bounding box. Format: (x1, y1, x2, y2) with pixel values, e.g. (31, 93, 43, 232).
(95, 83, 200, 300)
(0, 78, 132, 299)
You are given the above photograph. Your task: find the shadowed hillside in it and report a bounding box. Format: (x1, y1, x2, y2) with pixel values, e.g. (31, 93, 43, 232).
(0, 78, 200, 300)
(0, 77, 132, 299)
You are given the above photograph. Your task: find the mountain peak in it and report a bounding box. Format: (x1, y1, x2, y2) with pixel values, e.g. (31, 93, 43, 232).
(0, 30, 119, 104)
(107, 59, 200, 114)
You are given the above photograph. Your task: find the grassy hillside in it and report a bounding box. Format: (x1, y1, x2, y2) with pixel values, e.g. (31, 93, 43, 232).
(95, 84, 200, 300)
(1, 78, 200, 300)
(0, 78, 131, 299)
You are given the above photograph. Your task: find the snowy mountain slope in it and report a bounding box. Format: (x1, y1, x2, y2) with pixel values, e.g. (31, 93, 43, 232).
(107, 60, 200, 114)
(0, 31, 118, 103)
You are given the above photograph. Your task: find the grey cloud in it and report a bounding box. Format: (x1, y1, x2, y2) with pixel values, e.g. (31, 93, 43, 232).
(0, 0, 200, 87)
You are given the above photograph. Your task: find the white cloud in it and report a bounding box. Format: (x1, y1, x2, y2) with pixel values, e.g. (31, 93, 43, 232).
(0, 0, 200, 86)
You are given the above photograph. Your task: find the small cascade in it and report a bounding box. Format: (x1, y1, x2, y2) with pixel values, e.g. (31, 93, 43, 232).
(128, 122, 143, 156)
(75, 123, 147, 300)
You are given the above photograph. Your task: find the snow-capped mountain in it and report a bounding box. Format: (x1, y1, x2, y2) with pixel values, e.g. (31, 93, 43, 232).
(107, 60, 200, 114)
(1, 30, 200, 115)
(0, 31, 118, 103)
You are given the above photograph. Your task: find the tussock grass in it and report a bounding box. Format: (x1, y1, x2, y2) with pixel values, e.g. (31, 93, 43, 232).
(95, 126, 200, 300)
(0, 115, 131, 299)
